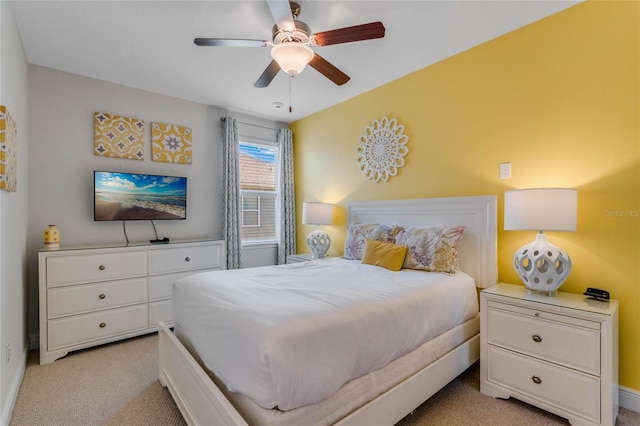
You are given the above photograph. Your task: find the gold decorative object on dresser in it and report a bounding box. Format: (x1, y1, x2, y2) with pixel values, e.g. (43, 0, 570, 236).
(38, 239, 225, 364)
(480, 283, 619, 426)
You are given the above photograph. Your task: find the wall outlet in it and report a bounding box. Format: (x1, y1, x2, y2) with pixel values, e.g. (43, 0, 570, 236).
(6, 342, 10, 364)
(499, 162, 511, 179)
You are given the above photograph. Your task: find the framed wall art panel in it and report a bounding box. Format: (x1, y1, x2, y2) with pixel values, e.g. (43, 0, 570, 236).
(94, 112, 145, 160)
(151, 122, 192, 164)
(0, 105, 18, 192)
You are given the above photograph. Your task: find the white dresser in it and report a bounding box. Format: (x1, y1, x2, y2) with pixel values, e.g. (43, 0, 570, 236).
(38, 239, 225, 364)
(480, 283, 618, 426)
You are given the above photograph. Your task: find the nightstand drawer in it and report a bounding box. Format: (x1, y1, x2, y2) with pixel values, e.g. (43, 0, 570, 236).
(487, 302, 600, 375)
(487, 346, 600, 423)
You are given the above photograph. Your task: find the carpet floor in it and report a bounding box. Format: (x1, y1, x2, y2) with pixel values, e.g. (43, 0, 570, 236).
(9, 333, 640, 425)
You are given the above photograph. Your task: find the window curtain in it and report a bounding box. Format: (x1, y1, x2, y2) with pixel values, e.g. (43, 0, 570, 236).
(221, 116, 242, 269)
(277, 128, 296, 264)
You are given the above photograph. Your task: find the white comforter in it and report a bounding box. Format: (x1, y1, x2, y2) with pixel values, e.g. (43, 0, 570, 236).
(172, 258, 478, 411)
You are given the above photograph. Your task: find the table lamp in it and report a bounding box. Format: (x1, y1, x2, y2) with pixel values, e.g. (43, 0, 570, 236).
(302, 202, 334, 259)
(504, 188, 577, 296)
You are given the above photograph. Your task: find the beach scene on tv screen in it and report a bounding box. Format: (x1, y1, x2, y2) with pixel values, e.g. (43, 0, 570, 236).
(95, 172, 186, 220)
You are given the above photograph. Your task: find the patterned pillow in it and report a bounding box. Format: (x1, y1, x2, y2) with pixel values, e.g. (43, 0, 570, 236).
(343, 223, 402, 260)
(394, 226, 466, 274)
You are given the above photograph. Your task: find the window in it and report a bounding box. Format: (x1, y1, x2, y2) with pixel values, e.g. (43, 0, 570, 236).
(239, 141, 278, 243)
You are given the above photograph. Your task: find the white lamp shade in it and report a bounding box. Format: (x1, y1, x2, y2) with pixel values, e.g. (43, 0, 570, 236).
(270, 43, 314, 75)
(302, 202, 334, 225)
(504, 188, 577, 232)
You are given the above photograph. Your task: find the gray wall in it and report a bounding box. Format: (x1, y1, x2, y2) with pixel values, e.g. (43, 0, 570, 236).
(0, 2, 29, 424)
(26, 65, 286, 344)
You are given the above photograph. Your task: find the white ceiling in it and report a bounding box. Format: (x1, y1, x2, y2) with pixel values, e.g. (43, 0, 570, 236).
(10, 0, 580, 123)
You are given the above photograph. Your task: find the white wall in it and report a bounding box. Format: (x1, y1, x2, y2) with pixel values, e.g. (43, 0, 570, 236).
(26, 65, 287, 343)
(0, 2, 29, 424)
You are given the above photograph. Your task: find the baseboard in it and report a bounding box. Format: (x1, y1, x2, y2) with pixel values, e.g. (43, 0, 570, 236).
(1, 344, 27, 426)
(620, 385, 640, 413)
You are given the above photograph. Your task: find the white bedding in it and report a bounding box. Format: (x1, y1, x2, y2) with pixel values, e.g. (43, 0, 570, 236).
(172, 258, 478, 412)
(199, 316, 479, 426)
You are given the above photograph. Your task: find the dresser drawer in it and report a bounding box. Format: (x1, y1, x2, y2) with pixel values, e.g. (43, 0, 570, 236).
(149, 299, 173, 326)
(46, 251, 148, 288)
(487, 303, 600, 375)
(149, 269, 218, 301)
(149, 244, 222, 275)
(47, 278, 148, 319)
(47, 304, 148, 351)
(487, 346, 600, 423)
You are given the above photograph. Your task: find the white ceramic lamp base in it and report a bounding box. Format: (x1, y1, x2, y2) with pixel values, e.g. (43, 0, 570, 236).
(513, 232, 571, 296)
(306, 228, 331, 260)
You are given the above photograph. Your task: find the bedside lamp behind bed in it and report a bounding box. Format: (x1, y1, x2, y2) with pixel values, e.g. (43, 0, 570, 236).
(302, 202, 334, 259)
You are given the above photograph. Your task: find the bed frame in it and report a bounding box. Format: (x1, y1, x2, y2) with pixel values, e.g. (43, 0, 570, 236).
(159, 195, 497, 425)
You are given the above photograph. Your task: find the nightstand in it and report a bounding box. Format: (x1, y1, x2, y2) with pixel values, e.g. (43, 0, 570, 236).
(480, 283, 618, 426)
(286, 253, 334, 264)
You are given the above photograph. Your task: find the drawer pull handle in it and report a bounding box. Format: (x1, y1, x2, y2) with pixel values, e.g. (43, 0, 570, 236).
(532, 334, 542, 343)
(98, 293, 106, 300)
(185, 257, 191, 262)
(532, 376, 542, 384)
(98, 265, 106, 271)
(99, 322, 107, 328)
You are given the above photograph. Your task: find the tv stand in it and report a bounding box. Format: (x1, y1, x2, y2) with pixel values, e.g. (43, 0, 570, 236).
(38, 239, 225, 364)
(150, 237, 170, 244)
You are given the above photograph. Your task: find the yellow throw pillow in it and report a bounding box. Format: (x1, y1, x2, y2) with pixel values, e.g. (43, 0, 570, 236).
(361, 239, 408, 271)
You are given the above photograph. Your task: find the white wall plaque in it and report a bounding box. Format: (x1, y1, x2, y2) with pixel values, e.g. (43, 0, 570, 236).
(357, 116, 409, 182)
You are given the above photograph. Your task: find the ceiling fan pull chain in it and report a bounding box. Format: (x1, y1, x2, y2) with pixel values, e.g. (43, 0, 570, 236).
(289, 75, 293, 113)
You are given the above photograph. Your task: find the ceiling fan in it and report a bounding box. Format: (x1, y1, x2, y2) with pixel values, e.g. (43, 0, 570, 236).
(194, 0, 385, 88)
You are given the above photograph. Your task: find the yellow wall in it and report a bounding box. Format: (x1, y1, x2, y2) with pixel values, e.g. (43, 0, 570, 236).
(291, 1, 639, 392)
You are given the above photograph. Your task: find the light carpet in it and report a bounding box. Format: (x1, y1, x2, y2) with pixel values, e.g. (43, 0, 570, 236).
(9, 333, 640, 425)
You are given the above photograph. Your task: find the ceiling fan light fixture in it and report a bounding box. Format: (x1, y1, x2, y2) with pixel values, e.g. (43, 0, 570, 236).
(270, 42, 314, 75)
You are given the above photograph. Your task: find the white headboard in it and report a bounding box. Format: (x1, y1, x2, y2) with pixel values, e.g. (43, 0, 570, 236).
(347, 195, 497, 289)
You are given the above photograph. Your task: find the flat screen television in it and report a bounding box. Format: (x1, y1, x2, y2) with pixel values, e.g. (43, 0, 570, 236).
(94, 171, 187, 221)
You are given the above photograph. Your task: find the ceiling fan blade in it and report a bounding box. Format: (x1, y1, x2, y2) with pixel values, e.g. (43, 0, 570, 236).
(308, 54, 350, 86)
(314, 21, 385, 46)
(254, 60, 281, 88)
(194, 38, 268, 47)
(267, 0, 296, 32)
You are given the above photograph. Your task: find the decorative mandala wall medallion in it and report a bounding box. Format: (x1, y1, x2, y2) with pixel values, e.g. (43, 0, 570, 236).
(357, 116, 409, 182)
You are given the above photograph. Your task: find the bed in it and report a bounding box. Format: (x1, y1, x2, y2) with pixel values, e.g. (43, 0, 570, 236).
(158, 195, 497, 425)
